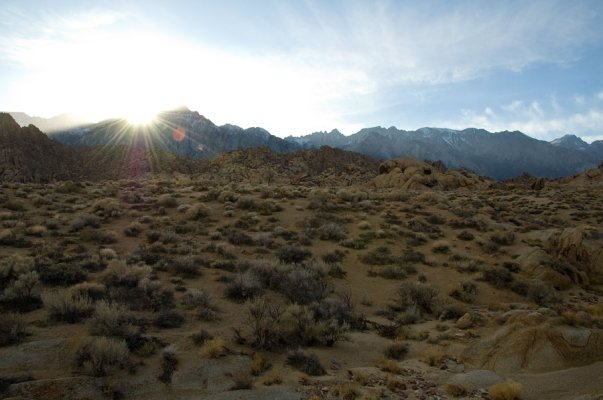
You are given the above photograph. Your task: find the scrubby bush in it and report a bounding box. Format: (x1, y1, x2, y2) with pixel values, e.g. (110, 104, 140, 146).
(482, 267, 513, 289)
(393, 282, 440, 316)
(158, 347, 178, 384)
(457, 231, 474, 241)
(226, 271, 264, 301)
(286, 350, 325, 376)
(74, 336, 129, 376)
(185, 203, 210, 220)
(317, 223, 348, 241)
(384, 342, 409, 360)
(449, 281, 478, 303)
(155, 310, 185, 328)
(170, 256, 203, 278)
(277, 245, 311, 264)
(36, 262, 87, 286)
(279, 268, 329, 305)
(89, 301, 137, 339)
(42, 289, 93, 323)
(70, 213, 101, 231)
(490, 231, 515, 246)
(191, 329, 213, 345)
(201, 338, 226, 358)
(124, 222, 143, 237)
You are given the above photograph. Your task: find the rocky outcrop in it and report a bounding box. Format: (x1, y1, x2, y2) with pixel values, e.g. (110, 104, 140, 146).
(373, 157, 490, 190)
(464, 310, 603, 373)
(544, 227, 603, 283)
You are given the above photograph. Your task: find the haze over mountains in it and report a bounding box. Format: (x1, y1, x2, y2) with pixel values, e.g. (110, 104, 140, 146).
(6, 108, 603, 180)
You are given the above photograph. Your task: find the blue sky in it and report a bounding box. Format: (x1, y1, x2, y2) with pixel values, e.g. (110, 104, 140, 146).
(1, 0, 603, 141)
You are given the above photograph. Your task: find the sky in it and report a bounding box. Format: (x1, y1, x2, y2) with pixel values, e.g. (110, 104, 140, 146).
(1, 0, 603, 141)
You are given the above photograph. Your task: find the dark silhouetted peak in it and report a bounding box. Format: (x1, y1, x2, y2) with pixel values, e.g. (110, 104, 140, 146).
(0, 112, 21, 134)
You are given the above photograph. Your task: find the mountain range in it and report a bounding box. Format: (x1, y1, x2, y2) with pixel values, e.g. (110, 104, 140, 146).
(6, 107, 603, 180)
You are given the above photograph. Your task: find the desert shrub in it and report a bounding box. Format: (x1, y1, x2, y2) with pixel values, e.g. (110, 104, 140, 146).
(226, 271, 264, 301)
(526, 281, 559, 306)
(384, 341, 409, 360)
(286, 350, 325, 375)
(357, 221, 372, 230)
(71, 282, 106, 300)
(317, 223, 348, 241)
(42, 289, 93, 323)
(489, 381, 523, 400)
(155, 310, 185, 328)
(223, 228, 254, 246)
(322, 250, 346, 264)
(490, 231, 515, 246)
(74, 336, 129, 376)
(102, 261, 150, 288)
(432, 240, 451, 254)
(92, 198, 121, 217)
(86, 229, 119, 245)
(55, 181, 82, 194)
(482, 267, 513, 288)
(360, 246, 397, 265)
(170, 256, 202, 278)
(393, 282, 440, 316)
(70, 213, 101, 231)
(449, 281, 478, 303)
(191, 329, 213, 345)
(245, 297, 285, 350)
(0, 313, 26, 346)
(158, 347, 178, 385)
(124, 222, 143, 237)
(89, 301, 137, 339)
(185, 203, 210, 220)
(279, 268, 329, 305)
(368, 265, 407, 280)
(157, 194, 177, 208)
(3, 199, 25, 212)
(457, 231, 474, 241)
(36, 261, 87, 286)
(1, 271, 39, 303)
(277, 245, 311, 264)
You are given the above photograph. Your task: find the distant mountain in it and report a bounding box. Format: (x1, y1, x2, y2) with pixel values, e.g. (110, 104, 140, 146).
(51, 107, 298, 158)
(549, 134, 590, 151)
(287, 127, 603, 179)
(8, 112, 90, 133)
(43, 107, 603, 180)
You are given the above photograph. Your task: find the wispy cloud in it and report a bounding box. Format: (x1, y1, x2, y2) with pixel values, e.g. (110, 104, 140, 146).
(446, 96, 603, 141)
(279, 0, 603, 86)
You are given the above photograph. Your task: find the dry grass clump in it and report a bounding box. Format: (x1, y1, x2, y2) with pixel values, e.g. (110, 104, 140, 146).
(444, 383, 467, 397)
(375, 357, 402, 374)
(89, 300, 137, 339)
(42, 289, 93, 323)
(317, 222, 348, 241)
(489, 380, 523, 400)
(124, 222, 143, 237)
(185, 203, 211, 220)
(73, 336, 130, 376)
(249, 353, 272, 376)
(157, 194, 178, 208)
(482, 267, 513, 289)
(70, 213, 100, 231)
(261, 367, 283, 386)
(277, 245, 311, 264)
(225, 271, 264, 301)
(201, 338, 227, 358)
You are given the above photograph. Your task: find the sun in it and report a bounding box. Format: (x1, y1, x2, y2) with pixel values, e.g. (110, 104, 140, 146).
(125, 109, 157, 125)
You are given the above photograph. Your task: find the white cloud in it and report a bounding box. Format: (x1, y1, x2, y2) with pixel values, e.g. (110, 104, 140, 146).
(446, 100, 603, 142)
(597, 91, 603, 101)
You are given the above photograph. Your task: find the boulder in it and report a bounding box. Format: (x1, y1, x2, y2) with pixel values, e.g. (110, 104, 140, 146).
(447, 369, 504, 391)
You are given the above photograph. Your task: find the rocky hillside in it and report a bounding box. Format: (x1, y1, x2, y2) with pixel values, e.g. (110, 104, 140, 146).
(0, 113, 78, 182)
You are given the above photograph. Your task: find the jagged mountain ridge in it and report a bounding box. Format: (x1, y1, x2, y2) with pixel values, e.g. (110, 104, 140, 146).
(287, 127, 603, 179)
(50, 108, 298, 159)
